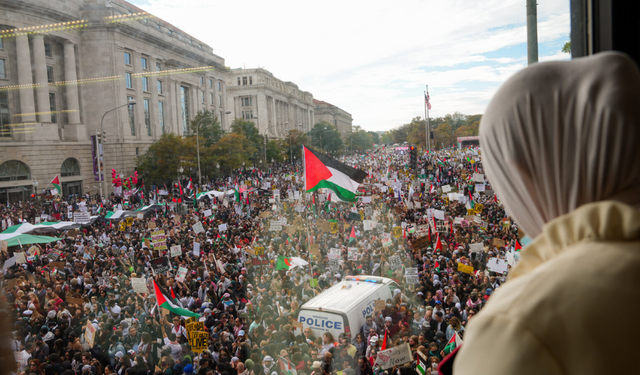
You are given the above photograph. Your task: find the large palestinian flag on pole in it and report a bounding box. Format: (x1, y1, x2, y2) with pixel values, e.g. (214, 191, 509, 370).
(51, 175, 61, 195)
(152, 279, 200, 318)
(303, 146, 367, 202)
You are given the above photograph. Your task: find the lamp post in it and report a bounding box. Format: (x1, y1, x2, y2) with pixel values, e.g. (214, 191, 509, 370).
(99, 99, 136, 197)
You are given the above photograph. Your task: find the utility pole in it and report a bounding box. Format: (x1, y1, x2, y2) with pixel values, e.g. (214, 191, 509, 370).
(527, 0, 539, 65)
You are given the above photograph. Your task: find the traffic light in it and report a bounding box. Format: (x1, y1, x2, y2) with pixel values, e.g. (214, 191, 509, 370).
(410, 146, 417, 171)
(172, 181, 180, 196)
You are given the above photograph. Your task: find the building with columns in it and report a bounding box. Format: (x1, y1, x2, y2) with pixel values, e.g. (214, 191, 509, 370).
(313, 99, 353, 139)
(0, 0, 229, 202)
(226, 68, 314, 139)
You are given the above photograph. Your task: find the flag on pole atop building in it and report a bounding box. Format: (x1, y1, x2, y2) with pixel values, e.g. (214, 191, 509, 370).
(51, 175, 61, 195)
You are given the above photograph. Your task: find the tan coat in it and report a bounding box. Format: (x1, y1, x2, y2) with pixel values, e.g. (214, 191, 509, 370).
(454, 201, 640, 374)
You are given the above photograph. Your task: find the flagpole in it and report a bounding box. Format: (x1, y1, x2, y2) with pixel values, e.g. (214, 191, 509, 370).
(425, 85, 431, 152)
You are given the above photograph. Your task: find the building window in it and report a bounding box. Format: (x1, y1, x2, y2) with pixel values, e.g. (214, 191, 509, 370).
(180, 86, 190, 134)
(0, 160, 31, 181)
(209, 79, 212, 88)
(49, 93, 57, 123)
(144, 99, 151, 136)
(46, 66, 54, 83)
(0, 91, 9, 137)
(249, 76, 253, 85)
(242, 77, 247, 85)
(159, 101, 165, 134)
(242, 110, 253, 120)
(126, 72, 133, 89)
(0, 59, 5, 79)
(218, 95, 222, 106)
(44, 43, 52, 58)
(124, 51, 131, 65)
(128, 96, 135, 135)
(0, 37, 3, 50)
(142, 76, 149, 92)
(61, 158, 81, 177)
(237, 77, 241, 86)
(156, 62, 161, 71)
(157, 80, 163, 95)
(136, 147, 139, 156)
(209, 93, 213, 105)
(141, 57, 148, 70)
(241, 97, 252, 107)
(220, 111, 224, 128)
(218, 81, 221, 91)
(201, 91, 204, 103)
(200, 77, 204, 85)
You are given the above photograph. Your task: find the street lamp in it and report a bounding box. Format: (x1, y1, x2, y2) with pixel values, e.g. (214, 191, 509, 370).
(99, 98, 136, 197)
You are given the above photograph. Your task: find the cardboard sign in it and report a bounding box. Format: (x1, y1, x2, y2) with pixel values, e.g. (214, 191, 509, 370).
(457, 262, 474, 275)
(149, 257, 171, 274)
(0, 240, 7, 253)
(131, 278, 148, 294)
(190, 331, 209, 353)
(309, 244, 320, 255)
(85, 322, 96, 348)
(49, 261, 65, 270)
(319, 221, 331, 233)
(292, 320, 303, 329)
(67, 296, 85, 306)
(493, 238, 506, 247)
(15, 252, 26, 264)
(392, 226, 402, 238)
(374, 299, 386, 311)
(375, 343, 412, 369)
(411, 236, 430, 250)
(148, 221, 157, 230)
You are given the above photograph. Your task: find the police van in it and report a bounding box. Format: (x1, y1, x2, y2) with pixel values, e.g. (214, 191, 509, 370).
(298, 276, 399, 339)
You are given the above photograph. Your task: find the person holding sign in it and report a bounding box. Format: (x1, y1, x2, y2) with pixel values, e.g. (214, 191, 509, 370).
(158, 317, 183, 362)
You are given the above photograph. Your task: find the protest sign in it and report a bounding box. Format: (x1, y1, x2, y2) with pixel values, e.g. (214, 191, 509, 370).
(434, 210, 445, 220)
(330, 222, 339, 234)
(469, 243, 484, 253)
(137, 213, 144, 220)
(67, 296, 85, 306)
(254, 246, 265, 256)
(190, 331, 209, 353)
(269, 220, 283, 232)
(487, 257, 509, 274)
(151, 230, 167, 251)
(405, 267, 418, 276)
(170, 245, 182, 257)
(393, 226, 402, 238)
(363, 220, 375, 231)
(218, 224, 228, 232)
(192, 222, 205, 234)
(382, 236, 393, 247)
(319, 221, 331, 233)
(203, 209, 212, 217)
(389, 255, 402, 269)
(15, 252, 26, 264)
(475, 184, 486, 192)
(493, 238, 506, 247)
(441, 185, 452, 193)
(292, 320, 303, 330)
(85, 322, 96, 348)
(348, 247, 358, 261)
(149, 257, 171, 274)
(473, 173, 484, 183)
(131, 278, 148, 294)
(73, 212, 91, 224)
(374, 300, 386, 310)
(405, 275, 419, 284)
(147, 221, 156, 230)
(309, 244, 320, 255)
(375, 343, 413, 369)
(411, 236, 430, 250)
(193, 242, 200, 256)
(3, 255, 16, 270)
(457, 262, 474, 275)
(0, 240, 7, 253)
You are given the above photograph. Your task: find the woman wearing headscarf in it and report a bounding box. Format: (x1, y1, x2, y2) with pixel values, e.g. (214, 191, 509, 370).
(453, 52, 640, 374)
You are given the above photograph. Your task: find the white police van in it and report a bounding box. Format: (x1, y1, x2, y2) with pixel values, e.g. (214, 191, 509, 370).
(298, 276, 399, 339)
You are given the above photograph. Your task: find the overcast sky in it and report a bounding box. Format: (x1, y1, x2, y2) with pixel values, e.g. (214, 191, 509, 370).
(130, 0, 570, 132)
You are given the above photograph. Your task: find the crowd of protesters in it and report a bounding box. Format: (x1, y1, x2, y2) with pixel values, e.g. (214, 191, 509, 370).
(1, 145, 521, 375)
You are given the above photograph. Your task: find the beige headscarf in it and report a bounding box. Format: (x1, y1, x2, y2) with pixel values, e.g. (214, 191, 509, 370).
(480, 51, 640, 238)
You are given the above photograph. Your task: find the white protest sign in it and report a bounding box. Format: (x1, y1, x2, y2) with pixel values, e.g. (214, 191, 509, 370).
(269, 220, 283, 232)
(203, 209, 212, 217)
(473, 173, 485, 183)
(131, 278, 148, 294)
(3, 255, 16, 270)
(218, 224, 228, 232)
(469, 243, 484, 253)
(441, 185, 452, 193)
(487, 257, 509, 274)
(347, 247, 358, 261)
(176, 267, 188, 282)
(73, 212, 91, 224)
(375, 343, 413, 369)
(15, 252, 26, 264)
(192, 222, 205, 234)
(170, 245, 182, 257)
(193, 242, 201, 256)
(137, 213, 144, 219)
(475, 184, 486, 192)
(433, 210, 445, 220)
(363, 220, 375, 231)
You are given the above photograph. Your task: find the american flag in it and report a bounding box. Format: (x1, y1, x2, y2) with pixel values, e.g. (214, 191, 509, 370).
(425, 92, 432, 110)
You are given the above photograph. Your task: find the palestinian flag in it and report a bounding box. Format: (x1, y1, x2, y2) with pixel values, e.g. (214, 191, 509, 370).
(416, 350, 429, 375)
(303, 146, 367, 202)
(234, 185, 240, 203)
(349, 226, 356, 243)
(515, 240, 522, 251)
(443, 332, 463, 355)
(434, 260, 441, 272)
(276, 255, 293, 271)
(187, 177, 193, 190)
(434, 232, 443, 252)
(51, 175, 61, 195)
(152, 279, 200, 318)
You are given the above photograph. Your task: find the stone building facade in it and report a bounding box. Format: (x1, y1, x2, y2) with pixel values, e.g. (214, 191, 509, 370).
(313, 99, 353, 139)
(226, 68, 314, 139)
(0, 0, 229, 201)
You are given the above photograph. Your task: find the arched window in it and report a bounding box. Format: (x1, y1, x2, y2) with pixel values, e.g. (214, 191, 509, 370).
(61, 158, 81, 177)
(0, 160, 31, 182)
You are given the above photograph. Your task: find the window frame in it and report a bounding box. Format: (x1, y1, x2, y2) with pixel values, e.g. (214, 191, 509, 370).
(144, 99, 151, 136)
(124, 51, 132, 65)
(126, 72, 133, 89)
(157, 80, 163, 95)
(49, 93, 57, 123)
(142, 76, 149, 92)
(141, 56, 148, 70)
(128, 95, 136, 135)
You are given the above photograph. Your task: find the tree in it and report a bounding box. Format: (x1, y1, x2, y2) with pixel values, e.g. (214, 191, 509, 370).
(211, 133, 257, 173)
(136, 133, 194, 185)
(346, 125, 374, 152)
(230, 118, 263, 164)
(308, 121, 343, 152)
(282, 129, 310, 162)
(188, 110, 224, 147)
(368, 131, 380, 145)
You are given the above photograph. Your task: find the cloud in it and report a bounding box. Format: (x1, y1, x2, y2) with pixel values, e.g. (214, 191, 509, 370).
(130, 0, 570, 132)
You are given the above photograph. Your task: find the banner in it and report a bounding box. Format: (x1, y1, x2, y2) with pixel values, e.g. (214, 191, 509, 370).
(375, 343, 412, 369)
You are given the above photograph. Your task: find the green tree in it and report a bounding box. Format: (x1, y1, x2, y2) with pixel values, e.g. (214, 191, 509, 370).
(230, 118, 263, 164)
(368, 131, 380, 145)
(211, 133, 257, 173)
(188, 110, 224, 147)
(308, 121, 343, 152)
(380, 131, 394, 144)
(346, 126, 374, 152)
(282, 129, 310, 162)
(136, 133, 194, 185)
